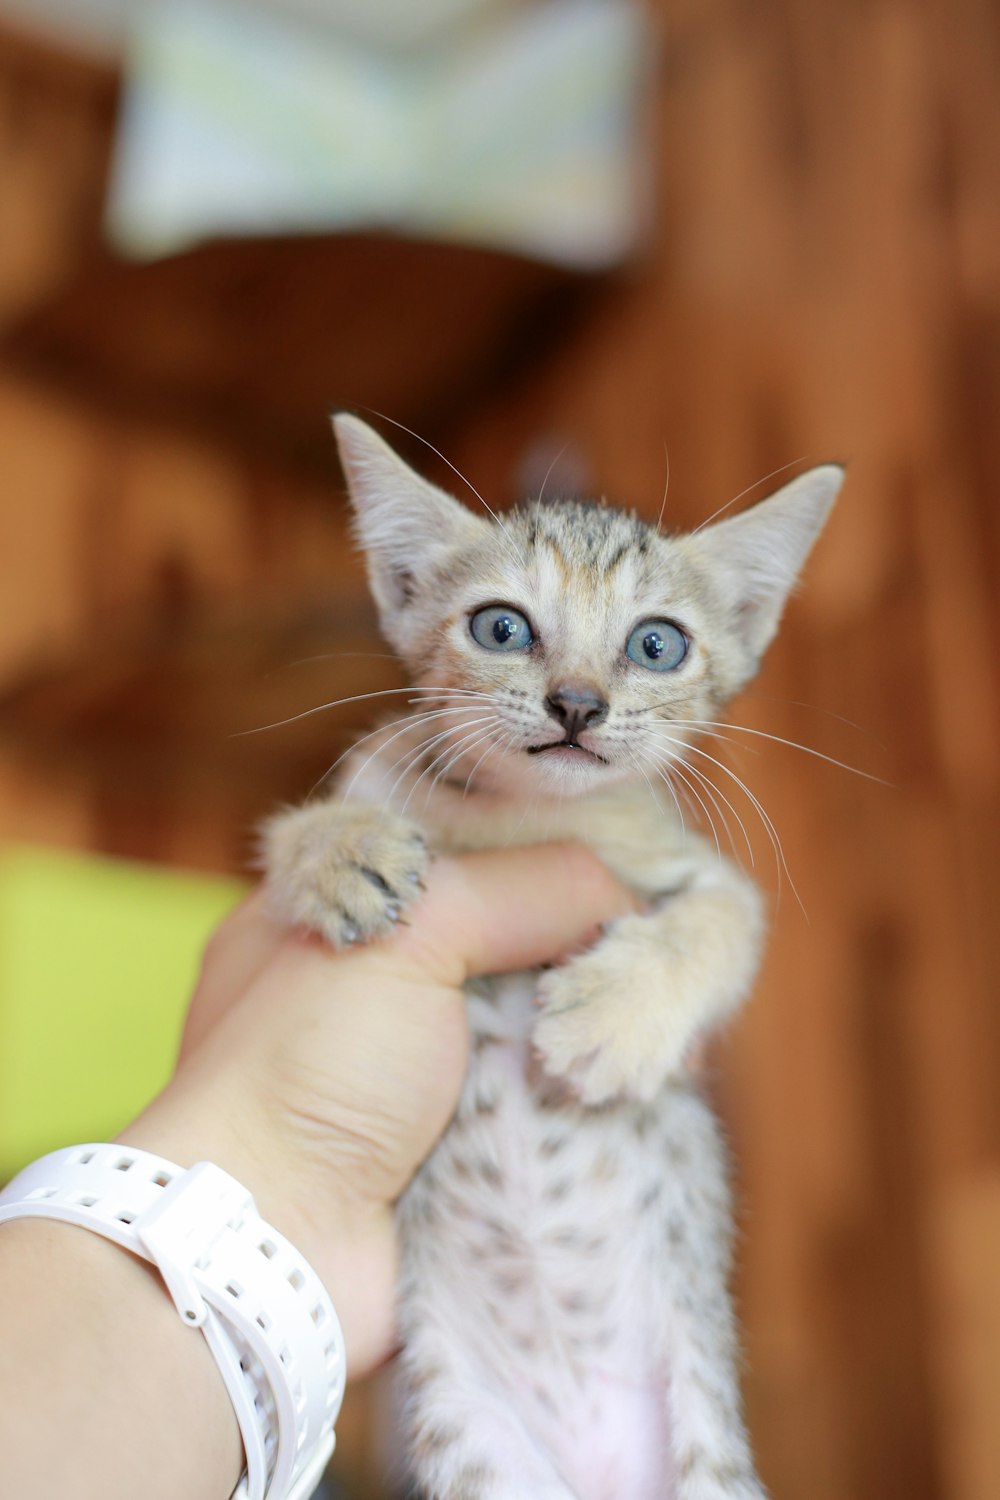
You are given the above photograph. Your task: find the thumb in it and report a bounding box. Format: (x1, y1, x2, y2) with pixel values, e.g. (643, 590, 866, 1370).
(389, 843, 638, 983)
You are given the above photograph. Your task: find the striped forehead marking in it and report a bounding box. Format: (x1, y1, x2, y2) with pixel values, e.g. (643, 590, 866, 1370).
(516, 499, 653, 573)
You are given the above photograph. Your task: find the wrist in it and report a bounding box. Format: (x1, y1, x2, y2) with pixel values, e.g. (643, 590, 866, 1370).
(119, 1070, 397, 1374)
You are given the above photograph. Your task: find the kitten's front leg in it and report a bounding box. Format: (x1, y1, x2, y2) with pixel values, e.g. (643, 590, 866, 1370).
(261, 799, 427, 947)
(533, 855, 764, 1104)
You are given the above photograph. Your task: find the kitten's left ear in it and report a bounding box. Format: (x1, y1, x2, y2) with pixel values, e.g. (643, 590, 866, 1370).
(332, 414, 489, 618)
(689, 464, 845, 657)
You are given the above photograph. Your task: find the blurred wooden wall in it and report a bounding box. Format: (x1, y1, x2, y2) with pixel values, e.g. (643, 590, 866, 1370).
(1, 4, 999, 1500)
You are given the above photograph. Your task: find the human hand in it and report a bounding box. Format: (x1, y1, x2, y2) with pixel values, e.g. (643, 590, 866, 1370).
(124, 843, 635, 1375)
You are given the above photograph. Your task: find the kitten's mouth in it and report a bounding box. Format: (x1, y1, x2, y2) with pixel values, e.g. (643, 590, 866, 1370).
(526, 739, 609, 765)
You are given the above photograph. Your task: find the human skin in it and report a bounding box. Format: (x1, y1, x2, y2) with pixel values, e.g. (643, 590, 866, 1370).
(0, 844, 635, 1500)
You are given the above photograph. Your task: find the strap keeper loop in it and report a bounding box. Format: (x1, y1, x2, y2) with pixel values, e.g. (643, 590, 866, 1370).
(137, 1162, 255, 1328)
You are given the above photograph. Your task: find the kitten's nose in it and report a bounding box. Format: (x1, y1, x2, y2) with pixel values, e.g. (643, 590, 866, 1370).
(544, 682, 609, 739)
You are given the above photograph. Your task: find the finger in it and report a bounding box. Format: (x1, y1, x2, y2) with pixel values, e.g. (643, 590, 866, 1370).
(389, 842, 638, 983)
(181, 888, 285, 1056)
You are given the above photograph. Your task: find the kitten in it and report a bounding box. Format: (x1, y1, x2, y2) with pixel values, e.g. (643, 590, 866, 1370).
(263, 416, 843, 1500)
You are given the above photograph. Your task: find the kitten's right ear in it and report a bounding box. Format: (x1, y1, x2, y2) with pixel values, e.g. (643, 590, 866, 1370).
(333, 414, 488, 615)
(689, 463, 844, 660)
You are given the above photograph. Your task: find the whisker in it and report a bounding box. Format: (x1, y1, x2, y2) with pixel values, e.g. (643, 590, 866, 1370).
(649, 759, 686, 837)
(654, 437, 670, 532)
(626, 747, 667, 820)
(639, 704, 760, 752)
(320, 704, 498, 803)
(234, 684, 490, 737)
(748, 695, 884, 745)
(676, 755, 755, 867)
(502, 782, 542, 846)
(356, 406, 521, 562)
(537, 442, 570, 506)
(665, 757, 723, 860)
(692, 757, 803, 918)
(280, 651, 401, 671)
(384, 716, 500, 808)
(673, 719, 890, 785)
(656, 730, 805, 916)
(462, 730, 507, 795)
(689, 456, 807, 535)
(402, 721, 503, 814)
(391, 716, 501, 804)
(347, 728, 444, 805)
(307, 706, 468, 802)
(665, 762, 710, 846)
(426, 726, 502, 805)
(463, 737, 507, 799)
(644, 727, 756, 862)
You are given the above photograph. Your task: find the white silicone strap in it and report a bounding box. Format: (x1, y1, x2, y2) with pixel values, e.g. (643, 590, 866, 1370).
(0, 1145, 346, 1500)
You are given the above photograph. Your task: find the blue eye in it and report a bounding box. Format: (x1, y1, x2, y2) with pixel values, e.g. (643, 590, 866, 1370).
(625, 619, 688, 671)
(470, 604, 534, 652)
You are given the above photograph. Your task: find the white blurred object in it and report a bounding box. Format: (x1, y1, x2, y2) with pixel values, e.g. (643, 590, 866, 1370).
(0, 0, 506, 55)
(0, 0, 127, 56)
(104, 0, 652, 270)
(287, 0, 511, 49)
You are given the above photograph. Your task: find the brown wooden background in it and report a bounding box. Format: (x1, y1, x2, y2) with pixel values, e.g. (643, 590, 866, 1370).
(1, 4, 998, 1499)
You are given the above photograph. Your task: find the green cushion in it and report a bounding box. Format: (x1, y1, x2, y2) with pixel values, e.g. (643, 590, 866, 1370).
(0, 843, 246, 1183)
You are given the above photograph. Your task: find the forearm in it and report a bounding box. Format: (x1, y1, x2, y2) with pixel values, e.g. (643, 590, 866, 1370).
(0, 1218, 241, 1500)
(0, 1073, 381, 1500)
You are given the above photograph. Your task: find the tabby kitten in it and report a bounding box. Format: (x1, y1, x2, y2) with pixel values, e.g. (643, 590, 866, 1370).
(263, 416, 843, 1500)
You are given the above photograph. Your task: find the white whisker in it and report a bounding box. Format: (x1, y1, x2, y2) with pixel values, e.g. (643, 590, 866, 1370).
(689, 457, 807, 535)
(307, 703, 494, 802)
(234, 684, 490, 737)
(359, 407, 521, 565)
(426, 727, 503, 806)
(644, 729, 750, 863)
(675, 755, 755, 867)
(654, 438, 670, 532)
(654, 729, 805, 916)
(402, 721, 503, 814)
(277, 651, 400, 672)
(502, 783, 542, 846)
(337, 706, 498, 803)
(649, 759, 686, 837)
(627, 748, 669, 825)
(672, 719, 889, 784)
(664, 757, 722, 860)
(748, 695, 884, 744)
(387, 717, 500, 809)
(640, 708, 760, 756)
(462, 730, 508, 795)
(661, 763, 707, 843)
(537, 443, 570, 506)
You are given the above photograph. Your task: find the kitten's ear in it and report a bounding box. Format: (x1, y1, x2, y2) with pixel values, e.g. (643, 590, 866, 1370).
(690, 464, 844, 657)
(332, 414, 488, 615)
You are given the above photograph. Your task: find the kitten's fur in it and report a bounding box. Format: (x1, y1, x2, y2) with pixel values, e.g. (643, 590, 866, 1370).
(263, 417, 843, 1500)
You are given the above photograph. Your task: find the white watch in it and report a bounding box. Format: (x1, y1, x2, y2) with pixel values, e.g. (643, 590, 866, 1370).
(0, 1144, 347, 1500)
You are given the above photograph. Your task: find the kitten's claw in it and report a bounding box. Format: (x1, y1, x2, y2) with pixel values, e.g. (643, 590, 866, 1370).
(261, 802, 428, 949)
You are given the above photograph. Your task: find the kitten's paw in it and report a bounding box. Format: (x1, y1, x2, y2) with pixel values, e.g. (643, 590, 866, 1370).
(533, 917, 693, 1105)
(261, 801, 427, 948)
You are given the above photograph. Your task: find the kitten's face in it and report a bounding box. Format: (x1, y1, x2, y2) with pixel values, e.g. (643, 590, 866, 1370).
(376, 501, 748, 797)
(334, 417, 843, 801)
